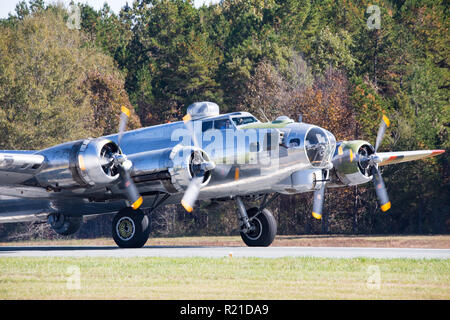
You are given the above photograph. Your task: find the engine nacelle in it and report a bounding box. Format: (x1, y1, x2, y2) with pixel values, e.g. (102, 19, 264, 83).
(35, 138, 121, 189)
(76, 139, 120, 186)
(330, 140, 374, 187)
(169, 145, 213, 191)
(129, 144, 214, 193)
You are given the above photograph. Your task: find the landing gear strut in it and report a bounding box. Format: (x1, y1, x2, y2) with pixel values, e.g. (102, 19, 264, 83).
(235, 195, 278, 247)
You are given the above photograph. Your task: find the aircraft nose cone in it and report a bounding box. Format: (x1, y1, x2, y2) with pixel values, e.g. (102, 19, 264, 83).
(305, 127, 336, 168)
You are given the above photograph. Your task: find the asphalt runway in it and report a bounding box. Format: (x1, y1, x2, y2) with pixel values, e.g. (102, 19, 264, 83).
(0, 246, 449, 259)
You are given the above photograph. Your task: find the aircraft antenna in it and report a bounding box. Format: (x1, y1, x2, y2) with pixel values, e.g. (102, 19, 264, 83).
(259, 108, 270, 123)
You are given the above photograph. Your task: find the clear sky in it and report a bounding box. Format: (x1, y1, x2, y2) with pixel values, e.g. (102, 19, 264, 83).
(0, 0, 220, 19)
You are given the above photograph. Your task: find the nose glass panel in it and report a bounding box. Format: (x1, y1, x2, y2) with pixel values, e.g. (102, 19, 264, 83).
(305, 128, 334, 167)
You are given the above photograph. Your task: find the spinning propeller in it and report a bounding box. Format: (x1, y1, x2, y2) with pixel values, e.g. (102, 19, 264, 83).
(180, 114, 215, 212)
(100, 106, 143, 210)
(312, 115, 392, 220)
(115, 107, 143, 210)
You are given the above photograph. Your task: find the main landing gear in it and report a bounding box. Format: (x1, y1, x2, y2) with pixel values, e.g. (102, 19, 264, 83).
(111, 193, 279, 248)
(235, 194, 279, 247)
(112, 193, 169, 248)
(112, 207, 150, 248)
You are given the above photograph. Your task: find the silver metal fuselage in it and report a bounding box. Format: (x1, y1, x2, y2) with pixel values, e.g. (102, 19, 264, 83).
(0, 112, 336, 223)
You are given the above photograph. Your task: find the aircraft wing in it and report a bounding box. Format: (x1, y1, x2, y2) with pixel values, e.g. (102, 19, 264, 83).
(376, 150, 445, 167)
(0, 151, 45, 184)
(0, 152, 44, 168)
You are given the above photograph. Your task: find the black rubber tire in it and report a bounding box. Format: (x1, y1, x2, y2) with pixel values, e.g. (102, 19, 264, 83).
(49, 215, 82, 236)
(112, 208, 150, 248)
(240, 207, 277, 247)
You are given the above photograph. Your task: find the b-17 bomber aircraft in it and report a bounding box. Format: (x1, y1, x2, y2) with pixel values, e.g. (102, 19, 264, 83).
(0, 102, 445, 247)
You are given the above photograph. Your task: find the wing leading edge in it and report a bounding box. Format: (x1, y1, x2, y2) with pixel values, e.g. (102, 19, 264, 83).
(0, 152, 44, 169)
(0, 152, 45, 185)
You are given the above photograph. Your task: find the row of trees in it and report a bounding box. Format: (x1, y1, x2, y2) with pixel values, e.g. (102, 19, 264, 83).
(0, 0, 448, 239)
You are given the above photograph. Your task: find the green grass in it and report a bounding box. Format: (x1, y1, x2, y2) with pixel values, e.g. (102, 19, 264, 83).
(0, 257, 448, 299)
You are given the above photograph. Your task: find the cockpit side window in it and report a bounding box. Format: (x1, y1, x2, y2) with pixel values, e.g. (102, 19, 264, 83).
(202, 121, 213, 132)
(214, 119, 233, 130)
(232, 116, 257, 126)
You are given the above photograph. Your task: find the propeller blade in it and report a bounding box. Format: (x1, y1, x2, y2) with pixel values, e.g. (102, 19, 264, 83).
(183, 113, 200, 148)
(312, 182, 326, 220)
(374, 115, 390, 152)
(180, 176, 203, 213)
(118, 106, 130, 147)
(180, 113, 203, 212)
(118, 163, 143, 210)
(115, 105, 142, 210)
(371, 166, 391, 212)
(181, 113, 218, 212)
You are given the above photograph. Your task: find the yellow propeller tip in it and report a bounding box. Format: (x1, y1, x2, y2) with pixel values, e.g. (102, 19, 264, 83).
(312, 212, 322, 220)
(181, 200, 193, 213)
(382, 115, 390, 127)
(183, 114, 192, 123)
(121, 106, 131, 117)
(131, 196, 143, 210)
(381, 201, 391, 212)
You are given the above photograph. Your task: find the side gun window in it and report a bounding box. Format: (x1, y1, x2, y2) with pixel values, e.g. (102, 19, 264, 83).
(289, 138, 300, 148)
(202, 121, 213, 132)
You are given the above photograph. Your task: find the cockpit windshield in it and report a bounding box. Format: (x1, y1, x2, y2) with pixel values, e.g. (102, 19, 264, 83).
(305, 127, 335, 167)
(232, 116, 257, 126)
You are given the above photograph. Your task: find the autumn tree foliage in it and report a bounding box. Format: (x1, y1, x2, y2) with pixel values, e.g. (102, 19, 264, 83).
(0, 0, 448, 238)
(241, 56, 356, 141)
(0, 8, 140, 150)
(84, 70, 141, 138)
